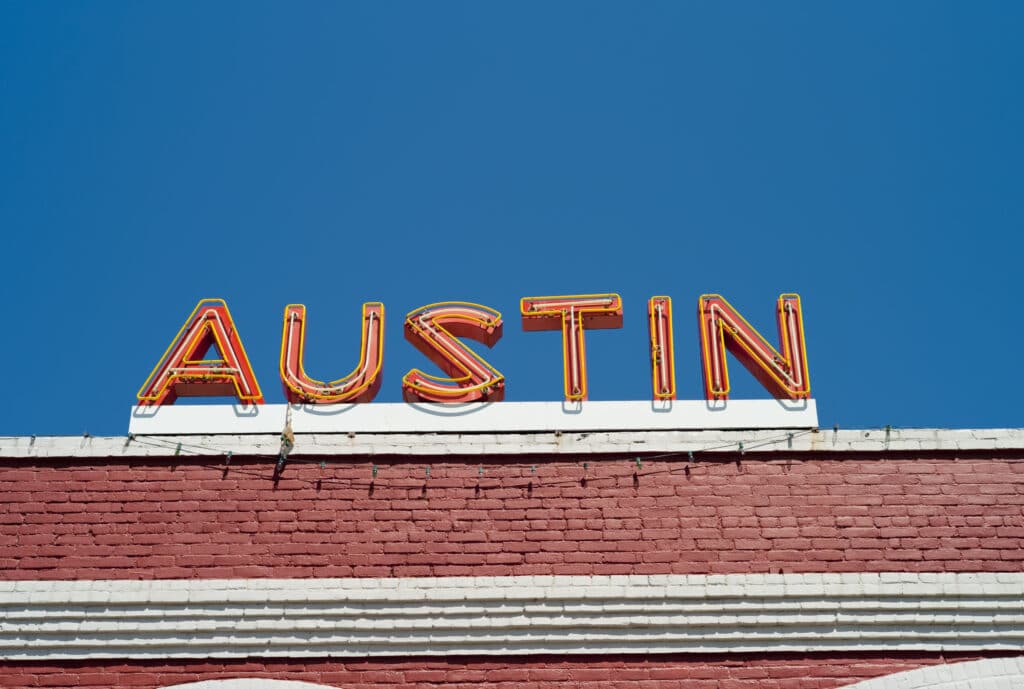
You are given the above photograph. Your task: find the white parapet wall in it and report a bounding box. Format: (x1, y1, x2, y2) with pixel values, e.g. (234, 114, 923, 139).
(128, 399, 818, 435)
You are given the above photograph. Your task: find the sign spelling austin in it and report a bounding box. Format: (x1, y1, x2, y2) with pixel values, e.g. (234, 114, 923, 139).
(130, 294, 816, 434)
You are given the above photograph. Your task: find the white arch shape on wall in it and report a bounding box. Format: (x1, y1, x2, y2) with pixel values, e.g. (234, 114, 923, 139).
(163, 682, 340, 689)
(841, 657, 1024, 689)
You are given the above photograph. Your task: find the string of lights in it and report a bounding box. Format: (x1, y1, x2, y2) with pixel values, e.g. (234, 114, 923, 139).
(123, 427, 830, 492)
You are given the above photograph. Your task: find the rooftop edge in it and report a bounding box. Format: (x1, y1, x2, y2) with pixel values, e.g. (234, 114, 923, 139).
(2, 427, 1023, 459)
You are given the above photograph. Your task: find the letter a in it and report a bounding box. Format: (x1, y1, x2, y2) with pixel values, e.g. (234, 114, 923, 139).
(137, 299, 264, 406)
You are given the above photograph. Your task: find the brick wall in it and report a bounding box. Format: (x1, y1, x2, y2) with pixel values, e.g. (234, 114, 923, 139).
(0, 652, 1005, 689)
(1, 452, 1022, 580)
(2, 446, 1022, 689)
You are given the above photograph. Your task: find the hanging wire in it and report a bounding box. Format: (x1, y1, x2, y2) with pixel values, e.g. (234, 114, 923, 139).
(126, 427, 824, 491)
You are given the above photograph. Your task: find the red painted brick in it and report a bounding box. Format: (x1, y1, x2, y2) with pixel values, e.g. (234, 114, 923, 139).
(1, 455, 1023, 580)
(0, 654, 1014, 689)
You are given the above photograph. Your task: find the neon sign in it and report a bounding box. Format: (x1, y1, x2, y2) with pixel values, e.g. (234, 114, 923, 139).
(402, 302, 504, 403)
(698, 293, 810, 401)
(280, 303, 385, 404)
(138, 299, 264, 406)
(520, 294, 624, 402)
(138, 293, 811, 406)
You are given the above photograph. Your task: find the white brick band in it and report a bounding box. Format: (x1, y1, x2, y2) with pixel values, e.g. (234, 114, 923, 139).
(3, 427, 1023, 460)
(2, 572, 1023, 660)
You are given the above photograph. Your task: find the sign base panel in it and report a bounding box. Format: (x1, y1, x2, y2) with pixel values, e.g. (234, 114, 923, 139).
(129, 399, 818, 435)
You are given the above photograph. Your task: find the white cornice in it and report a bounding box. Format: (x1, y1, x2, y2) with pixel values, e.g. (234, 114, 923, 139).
(1, 426, 1022, 460)
(2, 572, 1023, 660)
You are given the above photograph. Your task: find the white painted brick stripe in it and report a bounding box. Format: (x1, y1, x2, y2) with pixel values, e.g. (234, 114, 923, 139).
(2, 572, 1023, 660)
(3, 427, 1023, 460)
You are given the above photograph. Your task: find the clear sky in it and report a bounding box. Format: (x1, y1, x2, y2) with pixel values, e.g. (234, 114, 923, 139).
(1, 3, 1021, 436)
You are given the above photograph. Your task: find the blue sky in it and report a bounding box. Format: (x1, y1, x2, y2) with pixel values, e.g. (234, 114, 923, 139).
(1, 3, 1021, 435)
